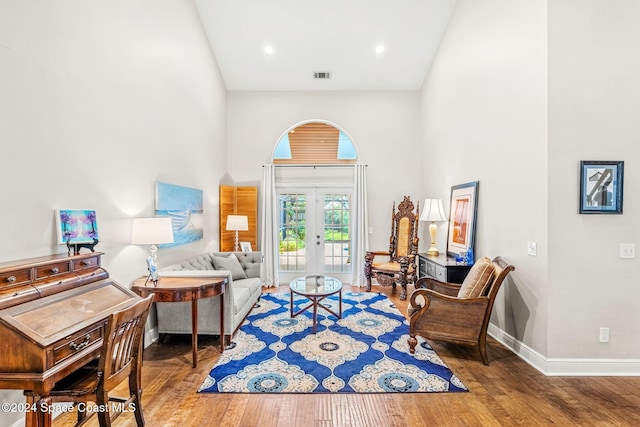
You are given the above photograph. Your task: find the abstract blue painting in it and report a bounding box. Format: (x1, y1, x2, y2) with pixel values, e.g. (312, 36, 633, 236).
(155, 182, 204, 247)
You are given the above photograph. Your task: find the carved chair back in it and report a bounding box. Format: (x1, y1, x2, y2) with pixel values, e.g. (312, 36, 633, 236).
(388, 196, 419, 261)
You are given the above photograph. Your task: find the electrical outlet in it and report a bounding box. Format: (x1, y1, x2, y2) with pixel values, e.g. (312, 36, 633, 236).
(599, 327, 610, 343)
(620, 243, 636, 259)
(527, 242, 537, 256)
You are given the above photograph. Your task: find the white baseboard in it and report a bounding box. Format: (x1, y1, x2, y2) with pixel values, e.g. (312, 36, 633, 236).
(488, 324, 640, 376)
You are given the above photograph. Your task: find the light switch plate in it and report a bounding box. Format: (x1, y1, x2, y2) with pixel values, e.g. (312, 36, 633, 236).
(620, 243, 636, 259)
(527, 242, 537, 256)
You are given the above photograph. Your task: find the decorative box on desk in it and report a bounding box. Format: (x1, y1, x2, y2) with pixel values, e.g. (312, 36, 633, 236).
(417, 253, 472, 284)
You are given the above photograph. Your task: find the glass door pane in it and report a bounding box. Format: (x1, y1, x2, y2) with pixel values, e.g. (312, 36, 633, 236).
(323, 193, 351, 275)
(278, 193, 307, 274)
(277, 189, 352, 284)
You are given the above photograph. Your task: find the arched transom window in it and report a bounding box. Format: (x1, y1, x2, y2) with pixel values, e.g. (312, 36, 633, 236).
(274, 122, 357, 164)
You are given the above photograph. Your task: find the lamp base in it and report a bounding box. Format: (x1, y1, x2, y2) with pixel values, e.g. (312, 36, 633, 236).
(428, 222, 440, 257)
(234, 231, 240, 252)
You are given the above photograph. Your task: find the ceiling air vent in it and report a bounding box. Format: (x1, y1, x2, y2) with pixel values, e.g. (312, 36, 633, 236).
(313, 72, 331, 79)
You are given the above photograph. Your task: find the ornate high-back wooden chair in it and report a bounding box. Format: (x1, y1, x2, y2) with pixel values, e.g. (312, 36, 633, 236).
(364, 196, 419, 300)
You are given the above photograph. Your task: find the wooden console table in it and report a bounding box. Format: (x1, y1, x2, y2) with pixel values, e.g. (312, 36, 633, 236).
(131, 276, 226, 368)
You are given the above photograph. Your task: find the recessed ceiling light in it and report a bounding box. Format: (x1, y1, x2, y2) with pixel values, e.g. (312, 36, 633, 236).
(264, 45, 274, 54)
(375, 44, 385, 55)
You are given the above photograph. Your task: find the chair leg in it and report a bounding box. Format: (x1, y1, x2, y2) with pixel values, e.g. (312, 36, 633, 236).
(129, 372, 145, 426)
(77, 403, 87, 425)
(96, 391, 112, 427)
(479, 335, 490, 365)
(132, 393, 144, 426)
(408, 334, 418, 354)
(364, 254, 373, 292)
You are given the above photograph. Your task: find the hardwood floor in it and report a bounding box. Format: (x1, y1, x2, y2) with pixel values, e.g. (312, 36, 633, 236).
(54, 285, 640, 427)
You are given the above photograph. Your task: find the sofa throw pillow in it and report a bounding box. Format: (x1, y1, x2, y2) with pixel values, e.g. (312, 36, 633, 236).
(457, 256, 496, 298)
(212, 253, 247, 280)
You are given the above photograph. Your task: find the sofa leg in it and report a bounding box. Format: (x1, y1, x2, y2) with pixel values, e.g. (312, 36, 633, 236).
(225, 336, 237, 350)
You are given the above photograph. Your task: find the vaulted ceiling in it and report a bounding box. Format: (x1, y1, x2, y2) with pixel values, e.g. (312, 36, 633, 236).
(194, 0, 457, 91)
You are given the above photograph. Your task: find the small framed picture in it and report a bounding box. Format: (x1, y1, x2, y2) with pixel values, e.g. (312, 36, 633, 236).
(146, 256, 159, 283)
(240, 242, 252, 252)
(55, 209, 99, 244)
(579, 161, 624, 214)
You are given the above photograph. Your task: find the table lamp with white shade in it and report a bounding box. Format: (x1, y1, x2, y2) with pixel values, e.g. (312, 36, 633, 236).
(419, 199, 447, 256)
(131, 217, 174, 283)
(131, 217, 174, 260)
(226, 215, 248, 252)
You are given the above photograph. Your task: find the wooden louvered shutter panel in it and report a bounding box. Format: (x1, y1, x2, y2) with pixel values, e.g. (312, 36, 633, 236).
(219, 185, 236, 252)
(219, 185, 258, 252)
(236, 186, 258, 250)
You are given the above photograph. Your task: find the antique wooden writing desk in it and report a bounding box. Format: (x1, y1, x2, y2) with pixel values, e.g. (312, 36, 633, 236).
(131, 275, 226, 368)
(0, 252, 140, 427)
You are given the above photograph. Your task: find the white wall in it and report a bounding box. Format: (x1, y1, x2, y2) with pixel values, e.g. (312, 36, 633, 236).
(0, 1, 226, 422)
(547, 0, 640, 363)
(226, 91, 423, 252)
(420, 0, 549, 359)
(423, 0, 640, 373)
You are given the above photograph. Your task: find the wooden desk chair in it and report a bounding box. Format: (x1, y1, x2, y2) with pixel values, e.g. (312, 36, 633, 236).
(28, 295, 153, 426)
(407, 256, 514, 365)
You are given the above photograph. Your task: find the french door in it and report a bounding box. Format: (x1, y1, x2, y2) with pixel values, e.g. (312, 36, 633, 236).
(277, 188, 352, 284)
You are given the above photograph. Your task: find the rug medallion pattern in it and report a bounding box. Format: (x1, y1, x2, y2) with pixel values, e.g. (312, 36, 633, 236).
(198, 292, 467, 393)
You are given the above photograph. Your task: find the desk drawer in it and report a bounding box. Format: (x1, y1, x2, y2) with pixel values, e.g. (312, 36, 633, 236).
(73, 256, 100, 271)
(426, 261, 436, 278)
(0, 269, 32, 288)
(36, 261, 72, 280)
(52, 323, 104, 366)
(433, 264, 447, 281)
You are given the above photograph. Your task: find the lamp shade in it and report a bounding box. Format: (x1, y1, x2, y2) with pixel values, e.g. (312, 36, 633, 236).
(420, 199, 447, 222)
(131, 217, 174, 245)
(226, 215, 248, 231)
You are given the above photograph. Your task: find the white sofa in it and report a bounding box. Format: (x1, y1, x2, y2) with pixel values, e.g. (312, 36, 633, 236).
(156, 251, 262, 345)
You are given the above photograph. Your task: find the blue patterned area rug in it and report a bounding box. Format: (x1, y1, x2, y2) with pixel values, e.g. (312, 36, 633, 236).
(198, 292, 467, 393)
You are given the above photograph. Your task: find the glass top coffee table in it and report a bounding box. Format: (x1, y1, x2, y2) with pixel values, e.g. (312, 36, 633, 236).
(289, 275, 343, 333)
